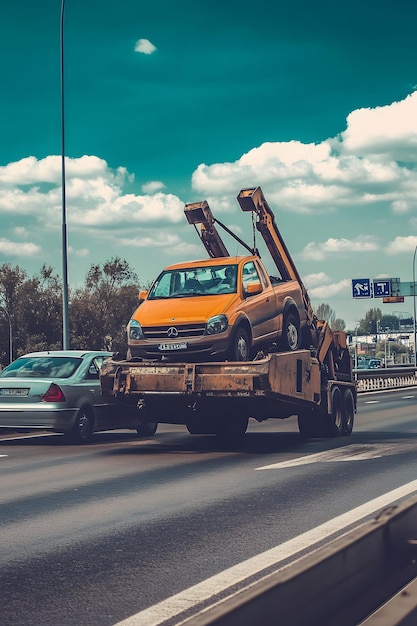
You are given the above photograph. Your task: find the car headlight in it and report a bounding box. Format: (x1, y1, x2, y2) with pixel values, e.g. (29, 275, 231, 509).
(206, 314, 228, 335)
(128, 319, 143, 340)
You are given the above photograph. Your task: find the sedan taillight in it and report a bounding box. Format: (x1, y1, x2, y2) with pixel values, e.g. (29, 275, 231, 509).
(42, 383, 66, 403)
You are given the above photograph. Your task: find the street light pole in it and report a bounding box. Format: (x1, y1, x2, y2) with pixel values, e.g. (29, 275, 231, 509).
(60, 0, 70, 349)
(413, 245, 417, 366)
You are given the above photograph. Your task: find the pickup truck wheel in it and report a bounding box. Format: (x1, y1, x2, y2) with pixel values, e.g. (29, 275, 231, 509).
(136, 422, 158, 437)
(65, 407, 94, 444)
(282, 312, 301, 351)
(342, 388, 355, 436)
(229, 327, 251, 361)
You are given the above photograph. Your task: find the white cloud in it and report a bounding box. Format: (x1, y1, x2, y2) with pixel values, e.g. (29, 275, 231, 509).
(68, 246, 89, 258)
(134, 39, 157, 54)
(386, 235, 417, 254)
(0, 156, 185, 230)
(117, 231, 201, 259)
(13, 226, 29, 238)
(335, 91, 417, 160)
(191, 91, 417, 216)
(0, 239, 41, 257)
(142, 180, 165, 194)
(309, 278, 351, 298)
(301, 236, 379, 261)
(303, 272, 330, 287)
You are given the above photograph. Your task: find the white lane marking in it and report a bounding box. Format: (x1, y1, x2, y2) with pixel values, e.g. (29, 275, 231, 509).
(0, 433, 53, 442)
(0, 455, 7, 458)
(255, 443, 410, 469)
(113, 480, 417, 626)
(365, 400, 380, 404)
(402, 395, 416, 399)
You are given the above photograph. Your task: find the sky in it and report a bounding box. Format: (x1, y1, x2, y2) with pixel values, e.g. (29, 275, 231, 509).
(1, 0, 417, 331)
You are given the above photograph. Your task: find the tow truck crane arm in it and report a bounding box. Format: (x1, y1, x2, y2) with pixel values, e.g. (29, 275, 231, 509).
(237, 186, 317, 332)
(184, 200, 255, 259)
(184, 201, 230, 258)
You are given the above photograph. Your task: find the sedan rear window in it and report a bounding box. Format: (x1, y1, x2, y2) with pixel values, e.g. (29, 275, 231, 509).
(0, 357, 82, 379)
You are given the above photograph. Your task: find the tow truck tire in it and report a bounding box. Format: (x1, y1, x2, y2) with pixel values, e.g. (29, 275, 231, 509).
(282, 312, 301, 352)
(229, 326, 251, 361)
(326, 386, 343, 437)
(215, 414, 249, 444)
(342, 388, 355, 436)
(136, 422, 158, 437)
(298, 412, 320, 438)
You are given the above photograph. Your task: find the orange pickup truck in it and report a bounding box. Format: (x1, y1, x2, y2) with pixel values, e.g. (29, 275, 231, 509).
(127, 187, 316, 362)
(127, 255, 308, 362)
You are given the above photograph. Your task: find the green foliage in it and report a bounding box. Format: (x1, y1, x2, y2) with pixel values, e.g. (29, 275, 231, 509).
(314, 303, 346, 331)
(347, 309, 413, 335)
(0, 257, 141, 366)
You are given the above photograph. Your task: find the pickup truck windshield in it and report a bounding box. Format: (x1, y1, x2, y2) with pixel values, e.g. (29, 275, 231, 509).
(148, 265, 238, 299)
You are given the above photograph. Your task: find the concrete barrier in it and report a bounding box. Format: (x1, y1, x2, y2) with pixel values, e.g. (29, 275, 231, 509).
(186, 497, 417, 626)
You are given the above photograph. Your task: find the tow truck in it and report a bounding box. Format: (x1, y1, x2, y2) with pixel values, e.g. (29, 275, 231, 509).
(100, 187, 356, 442)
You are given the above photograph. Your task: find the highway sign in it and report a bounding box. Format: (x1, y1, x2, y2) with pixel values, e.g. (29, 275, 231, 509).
(373, 279, 391, 297)
(352, 278, 371, 298)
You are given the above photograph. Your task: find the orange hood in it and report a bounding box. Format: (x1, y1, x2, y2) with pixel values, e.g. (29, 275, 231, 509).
(132, 294, 238, 326)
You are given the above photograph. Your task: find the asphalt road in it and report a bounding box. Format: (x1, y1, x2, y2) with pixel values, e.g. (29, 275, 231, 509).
(1, 387, 417, 626)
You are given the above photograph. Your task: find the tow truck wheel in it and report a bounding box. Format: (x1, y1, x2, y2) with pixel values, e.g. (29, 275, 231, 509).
(215, 415, 249, 445)
(282, 312, 301, 351)
(326, 386, 343, 437)
(342, 388, 355, 436)
(229, 326, 251, 361)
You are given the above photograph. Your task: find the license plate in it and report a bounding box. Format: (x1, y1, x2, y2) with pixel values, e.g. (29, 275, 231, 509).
(158, 342, 187, 351)
(0, 388, 30, 397)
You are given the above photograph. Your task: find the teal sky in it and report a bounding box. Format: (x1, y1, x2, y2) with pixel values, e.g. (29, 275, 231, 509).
(1, 0, 417, 329)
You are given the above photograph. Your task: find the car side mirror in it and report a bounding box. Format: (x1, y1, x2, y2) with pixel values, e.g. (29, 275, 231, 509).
(138, 290, 148, 301)
(245, 282, 262, 296)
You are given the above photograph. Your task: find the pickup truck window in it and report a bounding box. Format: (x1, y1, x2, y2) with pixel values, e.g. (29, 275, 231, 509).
(242, 261, 262, 292)
(147, 265, 238, 299)
(256, 261, 269, 288)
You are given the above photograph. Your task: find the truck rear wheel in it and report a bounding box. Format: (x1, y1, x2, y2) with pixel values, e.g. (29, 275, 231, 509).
(342, 388, 355, 436)
(325, 386, 343, 437)
(298, 386, 344, 438)
(298, 410, 328, 438)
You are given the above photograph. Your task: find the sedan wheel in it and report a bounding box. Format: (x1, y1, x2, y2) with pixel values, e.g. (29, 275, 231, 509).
(136, 422, 158, 437)
(66, 408, 94, 444)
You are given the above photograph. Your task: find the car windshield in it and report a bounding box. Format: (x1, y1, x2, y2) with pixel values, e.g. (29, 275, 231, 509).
(0, 356, 82, 379)
(147, 265, 238, 299)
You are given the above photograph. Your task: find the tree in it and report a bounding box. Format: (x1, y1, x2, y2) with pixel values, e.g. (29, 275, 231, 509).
(16, 265, 63, 354)
(0, 264, 27, 363)
(70, 257, 140, 352)
(314, 303, 345, 331)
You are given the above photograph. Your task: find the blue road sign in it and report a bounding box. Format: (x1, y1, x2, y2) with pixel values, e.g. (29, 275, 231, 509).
(352, 278, 371, 298)
(373, 279, 391, 298)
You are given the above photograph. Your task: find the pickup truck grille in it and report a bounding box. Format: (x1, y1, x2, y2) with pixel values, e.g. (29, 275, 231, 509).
(142, 324, 206, 339)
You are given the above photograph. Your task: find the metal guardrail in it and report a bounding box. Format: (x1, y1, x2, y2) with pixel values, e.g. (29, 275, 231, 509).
(355, 367, 417, 392)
